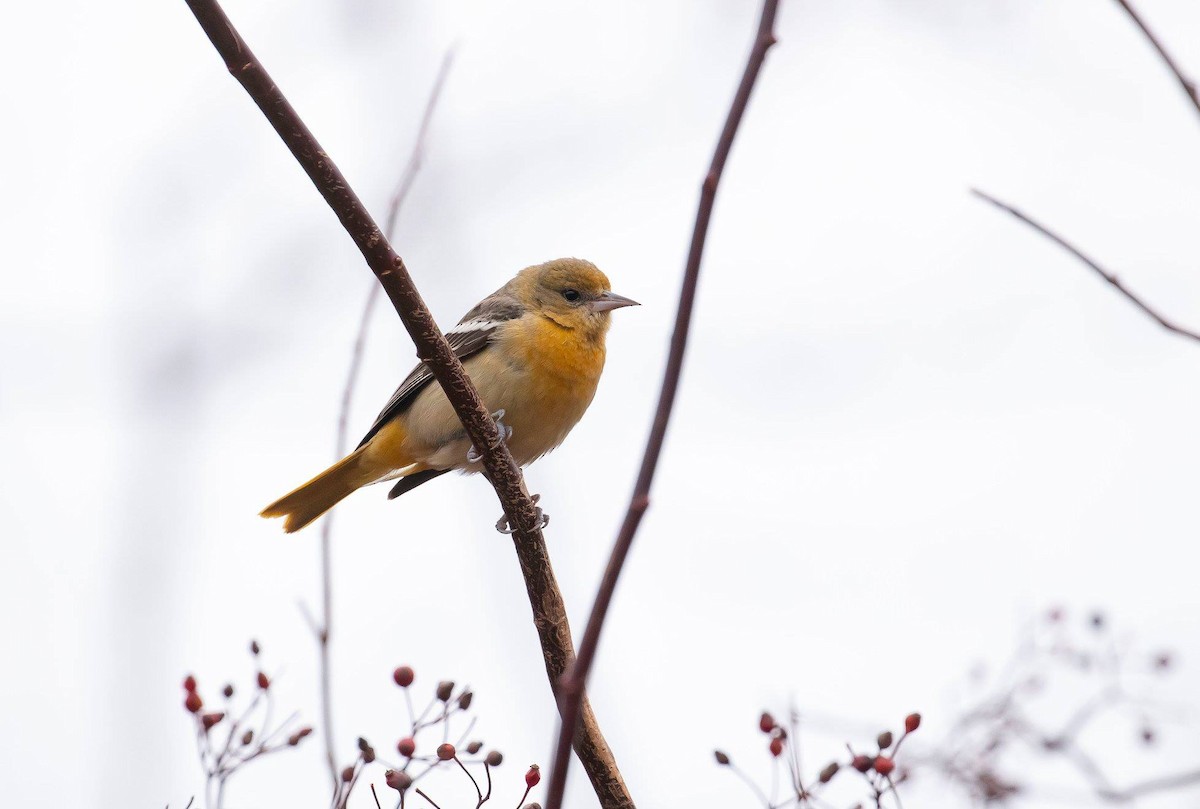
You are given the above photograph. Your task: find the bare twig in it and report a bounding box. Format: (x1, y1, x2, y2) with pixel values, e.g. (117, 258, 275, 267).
(1112, 0, 1200, 120)
(1031, 728, 1200, 804)
(311, 46, 456, 790)
(543, 2, 782, 808)
(414, 788, 444, 809)
(181, 3, 630, 805)
(971, 189, 1200, 344)
(1098, 767, 1200, 802)
(730, 760, 774, 809)
(453, 756, 483, 806)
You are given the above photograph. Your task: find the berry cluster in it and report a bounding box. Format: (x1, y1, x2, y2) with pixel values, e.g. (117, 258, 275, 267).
(715, 709, 920, 808)
(338, 664, 541, 809)
(836, 713, 921, 805)
(181, 640, 310, 809)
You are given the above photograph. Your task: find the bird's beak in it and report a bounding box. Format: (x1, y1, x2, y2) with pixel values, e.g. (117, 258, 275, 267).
(589, 291, 640, 313)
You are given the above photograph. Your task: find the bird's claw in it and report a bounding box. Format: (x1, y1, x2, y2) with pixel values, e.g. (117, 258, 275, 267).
(467, 409, 512, 464)
(495, 494, 549, 534)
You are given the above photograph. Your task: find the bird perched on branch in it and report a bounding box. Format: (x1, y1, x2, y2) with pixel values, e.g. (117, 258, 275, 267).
(261, 257, 638, 533)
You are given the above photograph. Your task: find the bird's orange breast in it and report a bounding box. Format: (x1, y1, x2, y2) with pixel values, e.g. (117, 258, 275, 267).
(512, 315, 607, 391)
(365, 315, 609, 473)
(494, 315, 607, 464)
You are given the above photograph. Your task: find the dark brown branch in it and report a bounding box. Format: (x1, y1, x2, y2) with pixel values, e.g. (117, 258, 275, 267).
(310, 48, 456, 790)
(181, 3, 631, 806)
(542, 2, 782, 808)
(971, 189, 1200, 344)
(1112, 0, 1200, 120)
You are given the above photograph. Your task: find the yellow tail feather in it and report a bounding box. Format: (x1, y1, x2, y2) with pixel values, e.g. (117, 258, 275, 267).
(261, 446, 376, 533)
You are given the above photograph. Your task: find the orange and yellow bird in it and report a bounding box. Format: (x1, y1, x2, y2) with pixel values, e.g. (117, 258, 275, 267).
(261, 258, 638, 532)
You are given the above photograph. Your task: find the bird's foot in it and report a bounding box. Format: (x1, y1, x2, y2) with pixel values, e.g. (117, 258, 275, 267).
(467, 409, 513, 464)
(496, 493, 549, 534)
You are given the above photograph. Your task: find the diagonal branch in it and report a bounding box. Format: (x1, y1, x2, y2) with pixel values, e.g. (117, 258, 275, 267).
(1112, 0, 1200, 121)
(311, 47, 456, 790)
(542, 2, 783, 808)
(971, 189, 1200, 344)
(181, 3, 631, 806)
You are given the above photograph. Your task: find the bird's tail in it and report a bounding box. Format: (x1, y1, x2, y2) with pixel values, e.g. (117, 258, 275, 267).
(261, 446, 377, 533)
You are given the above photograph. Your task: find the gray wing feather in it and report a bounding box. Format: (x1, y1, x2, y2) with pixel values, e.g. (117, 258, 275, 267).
(355, 288, 523, 448)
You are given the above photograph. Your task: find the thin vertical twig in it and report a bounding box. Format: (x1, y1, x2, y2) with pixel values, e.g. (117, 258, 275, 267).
(1112, 0, 1200, 120)
(542, 2, 783, 808)
(312, 47, 456, 789)
(971, 189, 1200, 344)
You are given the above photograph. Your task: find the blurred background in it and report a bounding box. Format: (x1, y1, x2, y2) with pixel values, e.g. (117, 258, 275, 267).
(2, 0, 1198, 806)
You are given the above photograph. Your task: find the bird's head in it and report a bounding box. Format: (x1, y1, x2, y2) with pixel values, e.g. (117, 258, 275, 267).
(514, 258, 639, 337)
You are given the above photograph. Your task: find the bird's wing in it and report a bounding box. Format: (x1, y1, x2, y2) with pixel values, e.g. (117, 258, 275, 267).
(356, 289, 525, 448)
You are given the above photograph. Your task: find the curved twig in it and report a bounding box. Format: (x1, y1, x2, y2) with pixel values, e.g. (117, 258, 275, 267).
(971, 189, 1200, 344)
(1112, 0, 1200, 121)
(542, 2, 783, 808)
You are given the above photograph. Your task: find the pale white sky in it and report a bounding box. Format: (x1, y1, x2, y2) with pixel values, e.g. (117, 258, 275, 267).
(2, 1, 1198, 807)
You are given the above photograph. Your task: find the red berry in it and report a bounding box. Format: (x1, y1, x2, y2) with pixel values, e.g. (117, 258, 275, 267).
(437, 743, 456, 761)
(183, 674, 197, 692)
(485, 750, 503, 767)
(256, 671, 270, 690)
(819, 762, 839, 783)
(904, 713, 921, 733)
(714, 750, 731, 766)
(874, 756, 895, 777)
(385, 769, 412, 792)
(769, 737, 784, 757)
(393, 666, 415, 687)
(759, 712, 776, 733)
(202, 712, 225, 731)
(397, 737, 416, 757)
(341, 766, 354, 783)
(222, 684, 234, 699)
(184, 691, 203, 713)
(852, 755, 872, 773)
(525, 764, 541, 788)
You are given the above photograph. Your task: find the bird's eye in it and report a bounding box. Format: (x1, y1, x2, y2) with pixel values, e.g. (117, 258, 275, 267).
(562, 289, 581, 302)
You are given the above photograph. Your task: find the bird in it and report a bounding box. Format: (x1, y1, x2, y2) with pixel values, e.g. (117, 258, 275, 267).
(260, 257, 638, 533)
